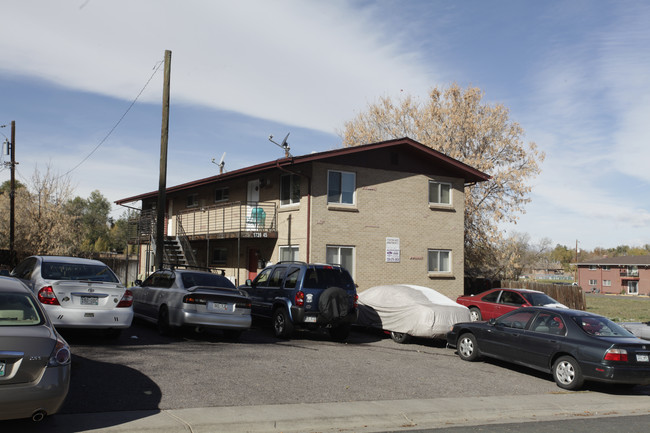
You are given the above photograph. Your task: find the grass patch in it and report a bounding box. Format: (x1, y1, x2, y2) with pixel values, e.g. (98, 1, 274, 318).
(585, 295, 650, 322)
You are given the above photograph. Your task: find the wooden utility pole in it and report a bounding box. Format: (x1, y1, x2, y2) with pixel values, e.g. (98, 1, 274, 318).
(9, 121, 16, 266)
(155, 50, 171, 271)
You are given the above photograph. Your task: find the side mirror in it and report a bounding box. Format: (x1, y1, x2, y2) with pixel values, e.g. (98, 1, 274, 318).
(245, 279, 253, 286)
(488, 318, 496, 326)
(134, 279, 143, 287)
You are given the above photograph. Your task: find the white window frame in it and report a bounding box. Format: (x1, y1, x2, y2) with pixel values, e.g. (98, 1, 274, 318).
(279, 245, 299, 262)
(326, 245, 355, 275)
(280, 174, 300, 206)
(429, 181, 452, 205)
(428, 249, 451, 274)
(215, 187, 229, 203)
(588, 279, 597, 285)
(603, 280, 612, 287)
(327, 170, 356, 205)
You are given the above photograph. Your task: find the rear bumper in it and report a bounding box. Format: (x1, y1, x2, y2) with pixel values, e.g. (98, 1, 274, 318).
(582, 361, 650, 385)
(291, 306, 359, 326)
(44, 305, 134, 329)
(181, 311, 252, 330)
(0, 364, 70, 421)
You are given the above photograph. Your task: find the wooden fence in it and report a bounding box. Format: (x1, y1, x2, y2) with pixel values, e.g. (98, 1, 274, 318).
(501, 280, 586, 310)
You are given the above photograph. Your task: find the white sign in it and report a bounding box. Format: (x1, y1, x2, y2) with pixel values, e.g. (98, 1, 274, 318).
(386, 237, 400, 263)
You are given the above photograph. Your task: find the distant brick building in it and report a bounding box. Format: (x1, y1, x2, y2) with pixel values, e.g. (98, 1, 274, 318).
(576, 256, 650, 295)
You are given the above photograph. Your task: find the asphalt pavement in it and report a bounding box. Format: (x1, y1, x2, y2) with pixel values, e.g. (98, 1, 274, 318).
(4, 390, 650, 432)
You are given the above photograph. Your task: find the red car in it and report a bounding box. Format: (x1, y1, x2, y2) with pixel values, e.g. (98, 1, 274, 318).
(456, 288, 566, 321)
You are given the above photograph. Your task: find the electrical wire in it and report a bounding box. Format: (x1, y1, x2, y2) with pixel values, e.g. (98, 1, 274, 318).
(57, 59, 164, 179)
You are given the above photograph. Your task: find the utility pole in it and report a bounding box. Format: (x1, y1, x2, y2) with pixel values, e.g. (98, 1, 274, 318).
(9, 121, 16, 267)
(155, 50, 171, 271)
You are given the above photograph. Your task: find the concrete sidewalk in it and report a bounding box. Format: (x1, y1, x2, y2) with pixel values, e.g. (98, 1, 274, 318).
(13, 392, 650, 433)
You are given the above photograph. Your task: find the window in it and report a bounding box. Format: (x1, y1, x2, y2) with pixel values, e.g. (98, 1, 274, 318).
(428, 249, 451, 273)
(215, 187, 229, 203)
(499, 291, 526, 306)
(530, 312, 566, 336)
(429, 181, 451, 205)
(327, 170, 355, 205)
(280, 174, 300, 206)
(211, 247, 228, 266)
(603, 280, 612, 287)
(588, 265, 597, 270)
(588, 279, 597, 285)
(186, 194, 198, 208)
(602, 265, 610, 271)
(495, 310, 536, 329)
(279, 246, 299, 262)
(284, 267, 301, 289)
(326, 246, 354, 274)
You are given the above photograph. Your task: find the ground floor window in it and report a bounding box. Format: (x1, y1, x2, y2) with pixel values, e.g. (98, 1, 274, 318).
(428, 249, 451, 273)
(326, 245, 354, 274)
(211, 247, 228, 266)
(628, 281, 639, 295)
(603, 280, 611, 287)
(279, 246, 299, 262)
(588, 279, 597, 285)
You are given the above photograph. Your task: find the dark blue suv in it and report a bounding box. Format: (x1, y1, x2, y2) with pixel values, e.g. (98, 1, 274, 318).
(240, 262, 358, 341)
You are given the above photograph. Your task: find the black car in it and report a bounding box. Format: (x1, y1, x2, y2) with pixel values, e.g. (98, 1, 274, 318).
(240, 262, 358, 341)
(447, 306, 650, 390)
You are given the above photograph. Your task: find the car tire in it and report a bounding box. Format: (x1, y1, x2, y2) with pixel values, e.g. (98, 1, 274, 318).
(390, 331, 411, 344)
(157, 306, 175, 337)
(457, 333, 480, 361)
(318, 287, 350, 322)
(273, 308, 294, 339)
(553, 356, 584, 390)
(329, 324, 351, 342)
(469, 307, 482, 321)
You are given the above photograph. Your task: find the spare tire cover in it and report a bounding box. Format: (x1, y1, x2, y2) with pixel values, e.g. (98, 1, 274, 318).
(318, 287, 350, 322)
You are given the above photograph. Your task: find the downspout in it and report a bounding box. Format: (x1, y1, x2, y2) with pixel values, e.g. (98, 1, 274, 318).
(276, 160, 311, 262)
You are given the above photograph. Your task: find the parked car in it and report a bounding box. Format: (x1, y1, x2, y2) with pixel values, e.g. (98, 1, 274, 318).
(132, 268, 251, 339)
(357, 284, 470, 343)
(622, 322, 650, 341)
(11, 256, 133, 337)
(447, 306, 650, 390)
(0, 276, 71, 422)
(456, 288, 566, 321)
(240, 262, 358, 341)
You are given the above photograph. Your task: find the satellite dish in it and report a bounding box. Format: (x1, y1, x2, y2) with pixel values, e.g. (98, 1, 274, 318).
(269, 132, 291, 157)
(211, 152, 227, 174)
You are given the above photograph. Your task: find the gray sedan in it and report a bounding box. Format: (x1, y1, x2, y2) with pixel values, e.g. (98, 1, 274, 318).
(0, 276, 71, 422)
(132, 268, 251, 339)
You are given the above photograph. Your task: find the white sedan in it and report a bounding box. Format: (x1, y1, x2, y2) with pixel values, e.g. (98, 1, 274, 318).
(357, 284, 470, 343)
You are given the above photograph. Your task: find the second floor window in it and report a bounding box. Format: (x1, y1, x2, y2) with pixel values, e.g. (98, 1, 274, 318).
(186, 194, 198, 208)
(280, 174, 300, 206)
(279, 245, 299, 262)
(215, 187, 229, 203)
(328, 170, 355, 205)
(428, 249, 451, 273)
(429, 181, 451, 205)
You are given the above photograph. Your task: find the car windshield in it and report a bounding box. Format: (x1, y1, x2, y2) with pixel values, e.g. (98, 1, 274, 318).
(572, 316, 635, 337)
(0, 293, 44, 326)
(181, 272, 235, 289)
(522, 292, 559, 306)
(41, 262, 119, 283)
(303, 267, 355, 290)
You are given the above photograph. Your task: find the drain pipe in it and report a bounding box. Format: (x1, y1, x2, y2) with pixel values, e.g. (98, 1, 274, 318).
(276, 160, 311, 262)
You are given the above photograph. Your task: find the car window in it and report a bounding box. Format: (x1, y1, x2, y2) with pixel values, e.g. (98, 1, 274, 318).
(481, 290, 500, 303)
(143, 271, 174, 288)
(11, 258, 37, 280)
(572, 316, 634, 337)
(284, 267, 300, 289)
(530, 312, 566, 335)
(499, 291, 526, 306)
(522, 292, 559, 306)
(268, 267, 287, 287)
(41, 262, 119, 283)
(0, 293, 44, 326)
(253, 268, 273, 287)
(181, 272, 235, 289)
(495, 310, 536, 329)
(303, 266, 355, 290)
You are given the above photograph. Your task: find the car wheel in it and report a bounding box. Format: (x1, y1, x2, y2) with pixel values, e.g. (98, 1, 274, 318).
(329, 324, 351, 342)
(553, 356, 584, 390)
(273, 308, 294, 339)
(390, 331, 411, 344)
(457, 333, 480, 361)
(469, 307, 482, 321)
(318, 287, 350, 322)
(157, 306, 174, 336)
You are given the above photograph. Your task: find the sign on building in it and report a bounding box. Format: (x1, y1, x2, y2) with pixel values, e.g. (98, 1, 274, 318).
(386, 237, 400, 263)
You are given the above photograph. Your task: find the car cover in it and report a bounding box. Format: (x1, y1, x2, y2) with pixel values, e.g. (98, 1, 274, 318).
(357, 284, 471, 339)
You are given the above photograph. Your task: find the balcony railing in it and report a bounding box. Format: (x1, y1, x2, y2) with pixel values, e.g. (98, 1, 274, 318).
(620, 269, 639, 278)
(176, 201, 277, 239)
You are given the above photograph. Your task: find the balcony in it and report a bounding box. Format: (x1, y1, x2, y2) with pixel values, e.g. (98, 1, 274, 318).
(620, 269, 639, 278)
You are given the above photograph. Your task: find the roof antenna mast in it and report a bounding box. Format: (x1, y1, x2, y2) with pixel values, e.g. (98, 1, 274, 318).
(269, 132, 291, 157)
(211, 152, 226, 174)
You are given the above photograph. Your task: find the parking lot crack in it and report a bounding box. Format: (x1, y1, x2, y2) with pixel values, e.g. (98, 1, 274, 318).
(163, 410, 196, 433)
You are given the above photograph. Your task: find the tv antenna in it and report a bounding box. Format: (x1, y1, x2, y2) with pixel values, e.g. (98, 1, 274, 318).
(269, 132, 291, 157)
(211, 152, 226, 174)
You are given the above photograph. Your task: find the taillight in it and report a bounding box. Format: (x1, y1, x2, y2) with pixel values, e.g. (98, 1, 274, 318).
(48, 336, 71, 366)
(604, 348, 628, 362)
(38, 286, 60, 305)
(117, 289, 134, 308)
(235, 300, 252, 309)
(353, 294, 358, 309)
(183, 295, 207, 305)
(295, 291, 305, 307)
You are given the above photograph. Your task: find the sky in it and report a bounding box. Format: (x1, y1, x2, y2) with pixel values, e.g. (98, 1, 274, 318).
(0, 0, 649, 252)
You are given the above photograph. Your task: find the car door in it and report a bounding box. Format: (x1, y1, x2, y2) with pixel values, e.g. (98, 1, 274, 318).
(263, 266, 287, 311)
(133, 273, 157, 317)
(520, 312, 566, 370)
(247, 267, 272, 317)
(480, 310, 537, 361)
(10, 257, 38, 292)
(476, 290, 501, 320)
(494, 290, 528, 318)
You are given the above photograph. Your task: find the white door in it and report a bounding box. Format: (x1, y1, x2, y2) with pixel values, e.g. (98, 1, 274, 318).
(628, 281, 639, 295)
(247, 180, 260, 229)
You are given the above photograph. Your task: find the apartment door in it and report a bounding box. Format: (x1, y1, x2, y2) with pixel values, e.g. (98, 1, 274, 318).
(628, 281, 639, 295)
(247, 179, 260, 229)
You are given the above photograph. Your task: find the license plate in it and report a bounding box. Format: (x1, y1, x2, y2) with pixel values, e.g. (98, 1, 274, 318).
(304, 316, 317, 323)
(210, 302, 228, 311)
(636, 354, 649, 362)
(0, 361, 5, 377)
(81, 296, 98, 306)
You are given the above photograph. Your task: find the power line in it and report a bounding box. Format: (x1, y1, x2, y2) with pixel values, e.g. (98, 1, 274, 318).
(58, 59, 165, 179)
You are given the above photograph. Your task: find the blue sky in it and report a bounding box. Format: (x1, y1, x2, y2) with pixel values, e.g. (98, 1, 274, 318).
(1, 0, 649, 251)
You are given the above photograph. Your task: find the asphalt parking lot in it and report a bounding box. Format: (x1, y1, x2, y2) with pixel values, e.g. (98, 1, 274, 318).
(53, 318, 650, 415)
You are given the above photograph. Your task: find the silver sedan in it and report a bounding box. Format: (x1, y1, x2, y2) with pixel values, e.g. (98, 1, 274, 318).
(132, 268, 251, 339)
(0, 276, 71, 422)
